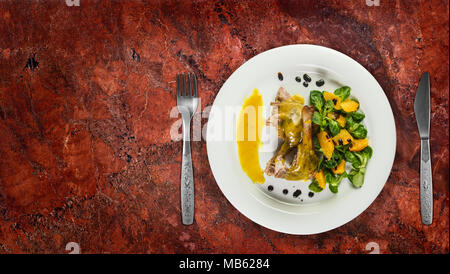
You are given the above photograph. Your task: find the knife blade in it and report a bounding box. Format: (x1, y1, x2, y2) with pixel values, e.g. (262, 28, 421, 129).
(414, 73, 430, 138)
(414, 72, 433, 225)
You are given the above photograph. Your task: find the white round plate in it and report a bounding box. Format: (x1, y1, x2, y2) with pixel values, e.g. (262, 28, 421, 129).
(206, 44, 396, 235)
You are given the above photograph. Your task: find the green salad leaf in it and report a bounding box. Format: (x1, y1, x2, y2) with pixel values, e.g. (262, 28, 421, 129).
(351, 111, 365, 123)
(310, 90, 324, 112)
(322, 150, 343, 169)
(354, 146, 373, 166)
(312, 111, 323, 126)
(348, 169, 365, 188)
(347, 146, 372, 188)
(345, 150, 361, 168)
(334, 86, 351, 101)
(346, 116, 367, 139)
(329, 172, 348, 193)
(326, 117, 341, 136)
(309, 179, 324, 193)
(323, 100, 335, 116)
(351, 124, 368, 139)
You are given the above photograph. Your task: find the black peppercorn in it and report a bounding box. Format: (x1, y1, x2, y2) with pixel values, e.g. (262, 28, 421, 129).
(303, 74, 311, 82)
(277, 72, 283, 81)
(293, 189, 302, 198)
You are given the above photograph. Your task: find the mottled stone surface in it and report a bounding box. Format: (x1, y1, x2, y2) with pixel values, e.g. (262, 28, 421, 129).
(0, 0, 448, 254)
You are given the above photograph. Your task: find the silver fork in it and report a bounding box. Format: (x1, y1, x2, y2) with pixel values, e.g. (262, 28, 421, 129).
(176, 73, 198, 225)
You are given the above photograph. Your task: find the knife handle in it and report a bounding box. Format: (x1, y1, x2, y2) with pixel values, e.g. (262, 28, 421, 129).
(420, 138, 433, 225)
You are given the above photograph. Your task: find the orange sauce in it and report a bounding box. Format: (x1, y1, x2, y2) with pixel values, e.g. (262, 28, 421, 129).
(236, 89, 265, 183)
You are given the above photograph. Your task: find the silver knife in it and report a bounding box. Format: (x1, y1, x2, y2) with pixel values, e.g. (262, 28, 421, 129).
(414, 72, 433, 225)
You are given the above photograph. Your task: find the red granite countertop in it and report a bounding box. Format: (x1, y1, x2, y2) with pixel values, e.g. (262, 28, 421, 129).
(0, 0, 448, 254)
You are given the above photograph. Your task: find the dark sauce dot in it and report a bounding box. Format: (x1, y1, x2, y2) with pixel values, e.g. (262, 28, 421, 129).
(277, 72, 284, 81)
(293, 189, 302, 198)
(303, 82, 308, 87)
(300, 199, 304, 202)
(332, 99, 337, 105)
(268, 185, 274, 192)
(338, 139, 343, 146)
(282, 189, 288, 195)
(303, 74, 311, 82)
(347, 138, 352, 143)
(316, 79, 325, 87)
(295, 76, 302, 82)
(308, 191, 314, 198)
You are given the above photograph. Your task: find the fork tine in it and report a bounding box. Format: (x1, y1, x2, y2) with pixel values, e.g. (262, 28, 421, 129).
(176, 74, 181, 97)
(187, 73, 191, 97)
(182, 73, 186, 96)
(192, 73, 197, 97)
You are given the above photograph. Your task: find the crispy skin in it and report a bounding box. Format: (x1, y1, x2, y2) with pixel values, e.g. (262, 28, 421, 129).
(266, 87, 291, 139)
(301, 106, 314, 147)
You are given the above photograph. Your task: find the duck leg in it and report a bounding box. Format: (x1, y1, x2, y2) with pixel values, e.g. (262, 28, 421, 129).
(286, 106, 319, 180)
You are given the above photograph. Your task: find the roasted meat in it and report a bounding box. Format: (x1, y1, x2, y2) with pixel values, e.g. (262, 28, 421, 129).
(285, 105, 318, 180)
(264, 88, 318, 180)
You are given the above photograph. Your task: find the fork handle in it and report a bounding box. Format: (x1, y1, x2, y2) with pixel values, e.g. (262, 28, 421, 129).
(181, 116, 194, 225)
(420, 138, 433, 225)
